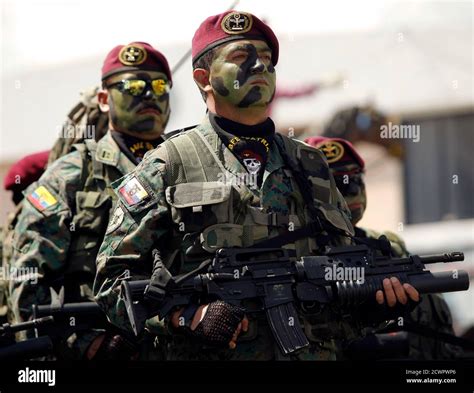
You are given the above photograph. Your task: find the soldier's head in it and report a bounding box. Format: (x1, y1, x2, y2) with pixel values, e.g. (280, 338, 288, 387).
(306, 136, 367, 225)
(98, 42, 172, 140)
(192, 11, 278, 123)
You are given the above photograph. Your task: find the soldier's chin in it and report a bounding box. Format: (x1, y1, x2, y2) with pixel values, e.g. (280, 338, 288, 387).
(350, 208, 363, 224)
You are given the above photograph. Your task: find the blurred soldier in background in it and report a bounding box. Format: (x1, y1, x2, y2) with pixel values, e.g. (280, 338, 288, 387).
(306, 136, 459, 359)
(1, 150, 50, 324)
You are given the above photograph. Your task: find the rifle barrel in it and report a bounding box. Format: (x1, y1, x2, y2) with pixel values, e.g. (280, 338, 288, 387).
(419, 252, 464, 264)
(0, 316, 54, 335)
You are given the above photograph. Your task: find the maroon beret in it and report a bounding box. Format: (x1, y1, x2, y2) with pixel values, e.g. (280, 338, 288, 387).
(304, 136, 365, 170)
(101, 42, 172, 83)
(4, 150, 50, 192)
(192, 11, 279, 65)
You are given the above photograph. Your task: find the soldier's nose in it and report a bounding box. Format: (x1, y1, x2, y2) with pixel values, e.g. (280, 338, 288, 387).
(347, 182, 361, 196)
(250, 59, 265, 74)
(143, 89, 157, 101)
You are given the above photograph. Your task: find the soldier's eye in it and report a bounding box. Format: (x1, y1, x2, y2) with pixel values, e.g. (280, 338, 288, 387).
(231, 52, 247, 61)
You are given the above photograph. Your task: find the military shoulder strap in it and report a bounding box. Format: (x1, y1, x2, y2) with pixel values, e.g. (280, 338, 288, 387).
(274, 133, 334, 204)
(164, 128, 225, 183)
(72, 140, 106, 193)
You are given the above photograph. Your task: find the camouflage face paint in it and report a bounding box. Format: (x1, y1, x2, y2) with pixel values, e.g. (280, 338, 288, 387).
(345, 183, 367, 225)
(209, 40, 276, 109)
(333, 164, 367, 225)
(106, 71, 170, 135)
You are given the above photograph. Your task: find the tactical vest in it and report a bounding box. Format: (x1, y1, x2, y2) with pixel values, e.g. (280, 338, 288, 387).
(61, 139, 127, 299)
(158, 125, 353, 271)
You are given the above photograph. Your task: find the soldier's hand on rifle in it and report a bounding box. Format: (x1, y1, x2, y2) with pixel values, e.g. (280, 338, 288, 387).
(171, 301, 248, 349)
(86, 333, 139, 360)
(375, 277, 419, 307)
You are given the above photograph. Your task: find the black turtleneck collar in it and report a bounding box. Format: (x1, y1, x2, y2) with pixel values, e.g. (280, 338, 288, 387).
(209, 112, 275, 187)
(210, 112, 275, 138)
(111, 130, 163, 165)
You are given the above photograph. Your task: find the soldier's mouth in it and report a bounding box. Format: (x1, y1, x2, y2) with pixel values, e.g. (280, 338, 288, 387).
(138, 107, 161, 115)
(250, 78, 268, 86)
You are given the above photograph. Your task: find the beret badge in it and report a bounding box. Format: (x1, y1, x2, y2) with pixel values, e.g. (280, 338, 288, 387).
(119, 44, 147, 66)
(221, 12, 253, 34)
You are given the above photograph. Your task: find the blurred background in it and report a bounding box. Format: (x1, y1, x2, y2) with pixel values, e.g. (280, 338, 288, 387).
(1, 0, 473, 334)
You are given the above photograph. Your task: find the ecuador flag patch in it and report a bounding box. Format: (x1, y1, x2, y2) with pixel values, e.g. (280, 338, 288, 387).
(27, 186, 58, 211)
(118, 177, 149, 206)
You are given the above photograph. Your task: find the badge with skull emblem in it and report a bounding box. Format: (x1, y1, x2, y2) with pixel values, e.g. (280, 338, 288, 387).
(241, 150, 262, 175)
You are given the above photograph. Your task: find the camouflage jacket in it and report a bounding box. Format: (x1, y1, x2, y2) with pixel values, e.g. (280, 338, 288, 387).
(94, 114, 355, 360)
(8, 130, 136, 329)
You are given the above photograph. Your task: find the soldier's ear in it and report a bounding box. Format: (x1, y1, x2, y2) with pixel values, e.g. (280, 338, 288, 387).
(97, 90, 110, 113)
(193, 68, 212, 95)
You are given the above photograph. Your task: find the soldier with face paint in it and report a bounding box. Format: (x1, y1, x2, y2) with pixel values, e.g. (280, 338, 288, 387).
(94, 11, 417, 360)
(306, 136, 457, 360)
(9, 42, 172, 359)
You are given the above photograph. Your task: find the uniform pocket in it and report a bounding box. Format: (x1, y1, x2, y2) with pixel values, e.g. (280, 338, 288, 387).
(73, 191, 112, 239)
(165, 182, 233, 232)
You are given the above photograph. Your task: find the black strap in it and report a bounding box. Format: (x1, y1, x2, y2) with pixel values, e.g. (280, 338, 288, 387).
(352, 234, 392, 256)
(270, 134, 349, 250)
(251, 219, 331, 249)
(274, 134, 322, 221)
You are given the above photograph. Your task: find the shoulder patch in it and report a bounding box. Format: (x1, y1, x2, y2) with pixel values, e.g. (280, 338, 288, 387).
(27, 186, 58, 211)
(106, 205, 125, 235)
(118, 176, 149, 206)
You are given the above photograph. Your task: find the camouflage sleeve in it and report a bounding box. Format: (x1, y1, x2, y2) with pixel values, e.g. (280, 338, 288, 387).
(8, 151, 84, 324)
(93, 146, 170, 332)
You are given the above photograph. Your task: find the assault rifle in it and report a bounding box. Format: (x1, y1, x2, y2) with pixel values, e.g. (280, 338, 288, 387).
(122, 245, 469, 355)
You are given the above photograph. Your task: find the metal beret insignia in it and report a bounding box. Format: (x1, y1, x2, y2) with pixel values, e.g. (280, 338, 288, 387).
(221, 12, 253, 35)
(119, 44, 147, 66)
(315, 140, 345, 164)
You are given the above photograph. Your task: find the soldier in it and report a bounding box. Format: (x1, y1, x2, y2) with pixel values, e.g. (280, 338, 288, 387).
(304, 136, 406, 253)
(8, 42, 172, 359)
(1, 150, 50, 324)
(306, 136, 458, 359)
(94, 11, 419, 360)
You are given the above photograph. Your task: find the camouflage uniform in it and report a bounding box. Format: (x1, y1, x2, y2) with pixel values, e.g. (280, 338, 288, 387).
(94, 114, 355, 360)
(1, 151, 49, 325)
(8, 131, 135, 355)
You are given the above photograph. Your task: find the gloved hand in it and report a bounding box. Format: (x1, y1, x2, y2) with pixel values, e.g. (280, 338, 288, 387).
(171, 300, 248, 349)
